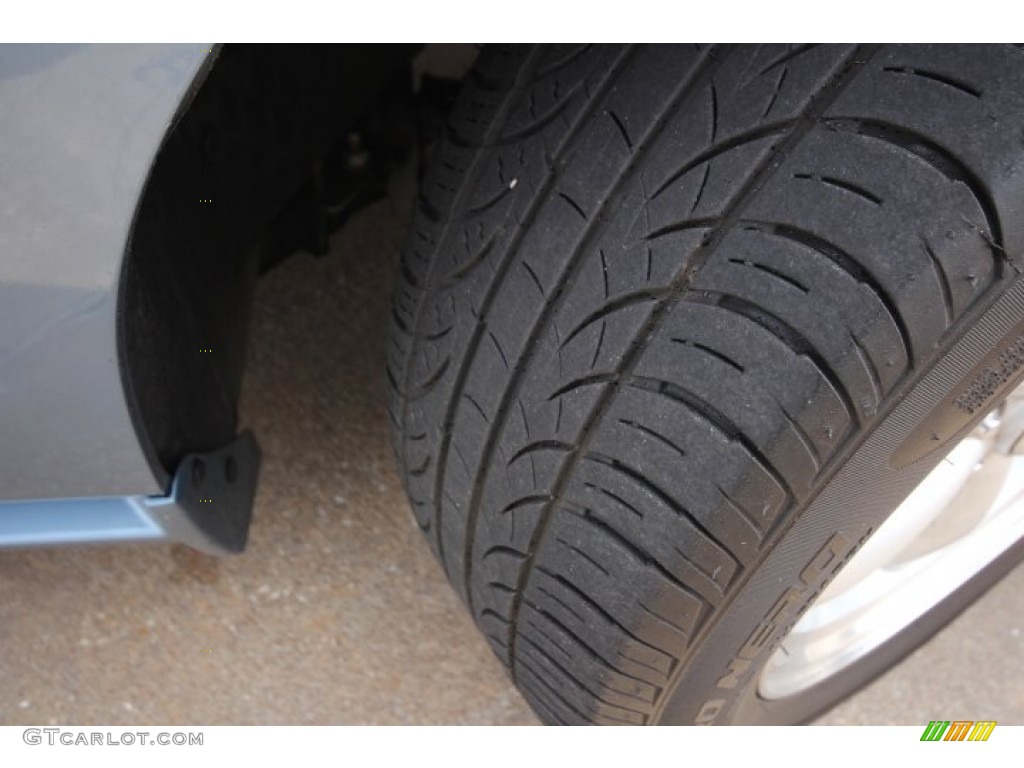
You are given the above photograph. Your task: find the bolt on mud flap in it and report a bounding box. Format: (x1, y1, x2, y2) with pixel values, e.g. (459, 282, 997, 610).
(144, 431, 261, 555)
(0, 432, 260, 553)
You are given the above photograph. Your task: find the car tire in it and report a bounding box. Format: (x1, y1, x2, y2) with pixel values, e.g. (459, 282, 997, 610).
(387, 43, 1024, 724)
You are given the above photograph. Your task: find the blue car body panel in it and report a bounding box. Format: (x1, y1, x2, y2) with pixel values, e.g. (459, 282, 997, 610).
(0, 44, 210, 501)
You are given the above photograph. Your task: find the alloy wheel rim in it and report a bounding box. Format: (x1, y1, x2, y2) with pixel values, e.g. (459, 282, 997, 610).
(758, 383, 1024, 700)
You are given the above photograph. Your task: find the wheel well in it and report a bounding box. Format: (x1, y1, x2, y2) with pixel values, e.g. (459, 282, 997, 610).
(118, 44, 418, 486)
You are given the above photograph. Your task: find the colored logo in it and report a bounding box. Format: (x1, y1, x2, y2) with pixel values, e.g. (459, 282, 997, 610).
(920, 720, 996, 741)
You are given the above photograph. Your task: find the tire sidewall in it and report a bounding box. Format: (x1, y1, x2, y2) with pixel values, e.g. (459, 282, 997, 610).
(656, 277, 1024, 725)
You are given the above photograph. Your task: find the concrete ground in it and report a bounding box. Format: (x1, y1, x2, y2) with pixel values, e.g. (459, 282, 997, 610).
(1, 201, 1021, 726)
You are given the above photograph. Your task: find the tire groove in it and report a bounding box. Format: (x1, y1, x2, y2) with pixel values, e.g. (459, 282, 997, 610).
(584, 482, 645, 519)
(509, 440, 574, 464)
(728, 257, 809, 293)
(759, 44, 820, 76)
(716, 486, 771, 536)
(507, 45, 878, 695)
(431, 46, 640, 583)
(535, 44, 594, 78)
(464, 45, 730, 665)
(850, 331, 884, 406)
(537, 565, 682, 666)
(518, 640, 654, 715)
(822, 116, 1004, 275)
(792, 172, 883, 206)
(740, 219, 914, 369)
(557, 536, 612, 576)
(616, 418, 688, 460)
(671, 337, 746, 373)
(534, 586, 587, 625)
(921, 236, 955, 327)
(583, 451, 742, 577)
(517, 659, 638, 725)
(435, 228, 499, 284)
(881, 66, 983, 99)
(547, 373, 618, 401)
(396, 46, 544, 477)
(638, 601, 693, 638)
(495, 77, 590, 145)
(559, 289, 667, 349)
(518, 635, 652, 720)
(692, 290, 859, 430)
(777, 401, 822, 473)
(626, 376, 798, 504)
(499, 494, 553, 515)
(650, 122, 794, 200)
(527, 599, 668, 683)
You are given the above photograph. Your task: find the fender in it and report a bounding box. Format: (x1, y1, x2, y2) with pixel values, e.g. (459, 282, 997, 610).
(0, 44, 414, 551)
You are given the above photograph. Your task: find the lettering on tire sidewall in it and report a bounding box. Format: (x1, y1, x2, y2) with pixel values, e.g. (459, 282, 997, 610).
(693, 531, 863, 725)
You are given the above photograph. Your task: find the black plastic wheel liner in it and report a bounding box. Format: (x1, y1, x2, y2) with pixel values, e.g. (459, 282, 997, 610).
(119, 44, 417, 488)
